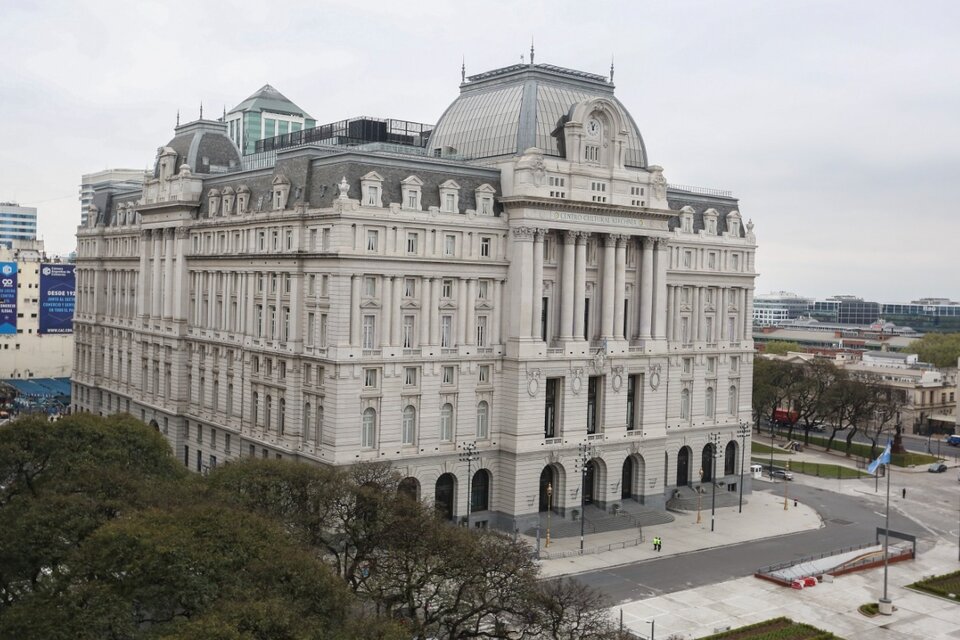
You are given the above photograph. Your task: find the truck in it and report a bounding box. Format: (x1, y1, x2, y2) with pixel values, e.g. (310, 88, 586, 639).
(946, 434, 960, 447)
(773, 408, 799, 426)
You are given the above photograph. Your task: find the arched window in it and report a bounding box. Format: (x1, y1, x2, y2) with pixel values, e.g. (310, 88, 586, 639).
(729, 385, 738, 415)
(476, 401, 489, 439)
(279, 398, 286, 435)
(705, 387, 715, 419)
(725, 441, 737, 476)
(362, 408, 376, 448)
(440, 403, 454, 441)
(252, 392, 259, 425)
(265, 395, 272, 431)
(402, 405, 417, 445)
(680, 389, 690, 419)
(316, 405, 324, 445)
(303, 402, 312, 443)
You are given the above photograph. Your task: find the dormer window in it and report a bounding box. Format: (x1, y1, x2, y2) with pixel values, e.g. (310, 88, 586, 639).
(361, 171, 384, 208)
(439, 179, 460, 213)
(207, 189, 221, 216)
(703, 208, 719, 235)
(401, 175, 423, 211)
(236, 185, 250, 214)
(679, 206, 695, 233)
(272, 175, 290, 210)
(726, 210, 742, 237)
(222, 186, 236, 215)
(475, 183, 496, 215)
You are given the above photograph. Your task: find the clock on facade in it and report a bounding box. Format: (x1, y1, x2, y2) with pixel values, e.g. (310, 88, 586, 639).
(586, 117, 601, 137)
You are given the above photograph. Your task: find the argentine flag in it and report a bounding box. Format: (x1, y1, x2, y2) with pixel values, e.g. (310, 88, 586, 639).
(867, 441, 892, 475)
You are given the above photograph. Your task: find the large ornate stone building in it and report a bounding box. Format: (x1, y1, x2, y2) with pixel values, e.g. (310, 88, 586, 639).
(73, 61, 757, 530)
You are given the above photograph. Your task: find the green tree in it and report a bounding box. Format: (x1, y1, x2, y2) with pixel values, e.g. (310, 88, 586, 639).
(762, 340, 802, 356)
(907, 332, 960, 368)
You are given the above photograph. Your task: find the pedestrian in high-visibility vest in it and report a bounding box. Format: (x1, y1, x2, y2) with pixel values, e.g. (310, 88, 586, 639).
(652, 536, 658, 551)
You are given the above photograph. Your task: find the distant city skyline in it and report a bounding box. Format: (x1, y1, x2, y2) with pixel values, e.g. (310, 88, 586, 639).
(1, 0, 957, 300)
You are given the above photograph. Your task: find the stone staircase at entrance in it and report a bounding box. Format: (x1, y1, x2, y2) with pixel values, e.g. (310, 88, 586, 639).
(524, 500, 674, 539)
(666, 484, 745, 512)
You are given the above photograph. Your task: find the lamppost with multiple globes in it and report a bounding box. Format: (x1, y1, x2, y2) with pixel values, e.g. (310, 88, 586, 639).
(697, 467, 704, 524)
(458, 441, 479, 525)
(576, 441, 596, 552)
(709, 432, 720, 532)
(783, 459, 790, 510)
(737, 421, 750, 514)
(546, 482, 553, 548)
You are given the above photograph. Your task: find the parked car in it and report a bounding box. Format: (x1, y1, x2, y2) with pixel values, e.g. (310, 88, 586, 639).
(946, 434, 960, 447)
(928, 462, 948, 473)
(770, 469, 794, 481)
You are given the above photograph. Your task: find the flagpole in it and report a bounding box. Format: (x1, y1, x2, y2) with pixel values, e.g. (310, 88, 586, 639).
(880, 447, 892, 614)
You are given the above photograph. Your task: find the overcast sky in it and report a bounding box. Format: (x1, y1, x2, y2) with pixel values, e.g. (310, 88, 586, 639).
(1, 0, 956, 302)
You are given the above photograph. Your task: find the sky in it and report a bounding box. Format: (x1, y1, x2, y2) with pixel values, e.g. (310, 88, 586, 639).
(1, 0, 957, 302)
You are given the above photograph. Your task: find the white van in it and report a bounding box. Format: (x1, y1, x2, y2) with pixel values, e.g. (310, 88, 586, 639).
(751, 464, 763, 479)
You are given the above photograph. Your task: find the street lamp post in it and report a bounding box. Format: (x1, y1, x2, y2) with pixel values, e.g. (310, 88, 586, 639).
(546, 482, 553, 548)
(697, 467, 703, 524)
(710, 432, 720, 532)
(458, 441, 478, 526)
(737, 421, 750, 514)
(577, 441, 595, 553)
(783, 460, 790, 510)
(646, 619, 655, 640)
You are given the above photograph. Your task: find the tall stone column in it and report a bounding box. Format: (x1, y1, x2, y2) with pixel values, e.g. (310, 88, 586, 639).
(137, 230, 150, 317)
(573, 233, 587, 340)
(666, 285, 674, 342)
(458, 278, 469, 345)
(466, 279, 477, 345)
(163, 228, 175, 318)
(350, 275, 361, 346)
(492, 279, 503, 345)
(614, 236, 627, 339)
(720, 288, 729, 341)
(560, 231, 576, 339)
(531, 230, 545, 340)
(430, 277, 441, 345)
(600, 234, 616, 339)
(692, 286, 701, 343)
(510, 227, 535, 339)
(392, 275, 403, 347)
(697, 287, 706, 342)
(738, 288, 746, 341)
(151, 231, 162, 318)
(381, 276, 393, 348)
(419, 278, 431, 346)
(173, 228, 189, 321)
(639, 237, 654, 339)
(744, 289, 753, 340)
(653, 239, 669, 340)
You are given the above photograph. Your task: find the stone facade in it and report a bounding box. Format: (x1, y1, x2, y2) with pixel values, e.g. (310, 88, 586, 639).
(73, 63, 757, 531)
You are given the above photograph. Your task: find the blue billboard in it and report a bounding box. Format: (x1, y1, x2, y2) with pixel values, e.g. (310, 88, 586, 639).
(38, 263, 75, 334)
(0, 262, 16, 334)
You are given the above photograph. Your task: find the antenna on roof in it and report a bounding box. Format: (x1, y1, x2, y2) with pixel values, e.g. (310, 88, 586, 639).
(530, 38, 535, 65)
(461, 56, 466, 82)
(610, 55, 615, 83)
(520, 53, 524, 64)
(176, 109, 180, 126)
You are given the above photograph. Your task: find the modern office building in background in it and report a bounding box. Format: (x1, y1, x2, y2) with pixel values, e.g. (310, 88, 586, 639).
(224, 84, 316, 155)
(72, 60, 757, 531)
(80, 170, 147, 227)
(754, 292, 960, 332)
(0, 202, 38, 249)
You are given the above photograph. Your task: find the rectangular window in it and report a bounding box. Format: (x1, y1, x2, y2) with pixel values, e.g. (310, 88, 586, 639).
(478, 280, 489, 300)
(441, 315, 452, 347)
(322, 228, 331, 251)
(480, 236, 491, 257)
(478, 364, 490, 383)
(402, 315, 415, 348)
(363, 368, 378, 388)
(476, 316, 488, 346)
(441, 279, 453, 298)
(403, 277, 416, 297)
(362, 315, 376, 349)
(285, 229, 293, 250)
(708, 252, 717, 269)
(444, 234, 456, 256)
(587, 376, 602, 434)
(404, 367, 418, 386)
(367, 185, 380, 206)
(544, 378, 560, 438)
(406, 192, 418, 210)
(320, 275, 328, 297)
(364, 276, 376, 297)
(308, 274, 316, 295)
(406, 232, 419, 254)
(540, 297, 549, 342)
(442, 365, 455, 385)
(682, 357, 693, 374)
(444, 193, 455, 212)
(732, 254, 741, 270)
(319, 314, 328, 346)
(366, 230, 379, 252)
(627, 374, 643, 431)
(707, 356, 717, 375)
(583, 298, 591, 340)
(683, 250, 692, 268)
(224, 433, 231, 454)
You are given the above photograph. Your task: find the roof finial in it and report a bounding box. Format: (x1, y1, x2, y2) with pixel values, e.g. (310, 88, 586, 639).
(199, 101, 203, 119)
(176, 109, 180, 126)
(610, 55, 615, 83)
(530, 37, 535, 65)
(222, 104, 226, 121)
(520, 53, 525, 64)
(461, 56, 466, 82)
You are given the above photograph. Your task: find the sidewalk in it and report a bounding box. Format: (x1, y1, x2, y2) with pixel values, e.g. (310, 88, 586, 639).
(616, 539, 960, 639)
(534, 490, 821, 579)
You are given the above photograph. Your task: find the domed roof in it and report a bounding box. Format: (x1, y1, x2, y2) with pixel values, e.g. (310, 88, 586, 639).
(155, 119, 242, 176)
(430, 63, 647, 167)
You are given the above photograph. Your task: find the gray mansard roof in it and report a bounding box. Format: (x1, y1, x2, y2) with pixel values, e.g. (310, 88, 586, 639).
(429, 63, 647, 167)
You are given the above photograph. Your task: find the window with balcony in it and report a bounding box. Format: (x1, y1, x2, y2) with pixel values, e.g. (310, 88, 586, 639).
(544, 378, 560, 438)
(587, 376, 602, 434)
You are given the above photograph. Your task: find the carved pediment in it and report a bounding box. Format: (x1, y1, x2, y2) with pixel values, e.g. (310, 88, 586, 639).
(359, 300, 382, 309)
(439, 301, 458, 310)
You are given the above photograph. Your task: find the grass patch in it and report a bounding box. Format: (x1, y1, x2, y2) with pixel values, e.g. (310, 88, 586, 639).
(858, 603, 879, 617)
(751, 457, 866, 478)
(803, 434, 938, 467)
(908, 570, 960, 603)
(752, 441, 794, 455)
(700, 616, 841, 639)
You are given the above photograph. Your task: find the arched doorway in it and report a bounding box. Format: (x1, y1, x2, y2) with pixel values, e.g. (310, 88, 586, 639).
(583, 460, 600, 504)
(398, 477, 420, 502)
(149, 419, 159, 431)
(471, 469, 491, 512)
(676, 446, 691, 486)
(539, 466, 556, 512)
(725, 441, 737, 476)
(621, 457, 633, 500)
(702, 443, 715, 483)
(435, 473, 455, 521)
